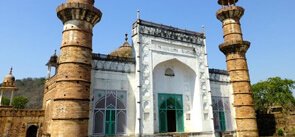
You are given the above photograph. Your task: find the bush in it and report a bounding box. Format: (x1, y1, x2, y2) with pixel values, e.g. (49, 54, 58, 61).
(1, 97, 10, 106)
(12, 96, 29, 109)
(278, 128, 284, 136)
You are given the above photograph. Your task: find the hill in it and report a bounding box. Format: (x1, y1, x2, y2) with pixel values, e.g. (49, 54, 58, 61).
(13, 78, 45, 109)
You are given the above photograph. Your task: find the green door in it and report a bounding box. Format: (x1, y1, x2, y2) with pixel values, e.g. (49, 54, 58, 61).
(176, 110, 184, 132)
(105, 110, 115, 135)
(158, 94, 184, 133)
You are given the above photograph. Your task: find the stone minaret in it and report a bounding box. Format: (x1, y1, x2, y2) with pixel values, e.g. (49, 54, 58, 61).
(48, 0, 102, 136)
(216, 0, 258, 136)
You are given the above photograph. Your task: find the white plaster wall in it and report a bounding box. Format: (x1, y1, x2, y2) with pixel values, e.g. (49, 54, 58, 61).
(210, 74, 235, 131)
(89, 62, 136, 136)
(153, 59, 195, 95)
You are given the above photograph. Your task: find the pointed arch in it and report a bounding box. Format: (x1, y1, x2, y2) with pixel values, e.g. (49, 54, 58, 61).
(153, 58, 197, 75)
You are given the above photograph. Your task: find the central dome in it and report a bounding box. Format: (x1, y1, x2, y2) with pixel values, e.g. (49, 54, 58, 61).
(110, 34, 133, 58)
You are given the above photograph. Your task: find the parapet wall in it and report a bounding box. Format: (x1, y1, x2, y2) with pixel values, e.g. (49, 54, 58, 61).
(0, 108, 44, 137)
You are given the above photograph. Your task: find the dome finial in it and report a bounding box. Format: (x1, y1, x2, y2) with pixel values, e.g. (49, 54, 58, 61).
(54, 50, 57, 56)
(125, 33, 128, 42)
(137, 10, 140, 19)
(201, 25, 206, 34)
(9, 67, 13, 75)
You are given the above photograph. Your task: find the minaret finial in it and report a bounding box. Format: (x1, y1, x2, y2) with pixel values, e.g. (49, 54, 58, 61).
(218, 0, 238, 6)
(137, 10, 140, 20)
(125, 33, 128, 42)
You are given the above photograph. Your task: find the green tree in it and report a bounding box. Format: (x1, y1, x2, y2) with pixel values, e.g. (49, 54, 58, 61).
(252, 77, 295, 114)
(11, 96, 29, 109)
(1, 97, 10, 106)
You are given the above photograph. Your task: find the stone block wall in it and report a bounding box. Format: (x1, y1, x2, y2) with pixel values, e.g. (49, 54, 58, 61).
(42, 75, 57, 136)
(257, 111, 295, 136)
(0, 108, 44, 137)
(274, 112, 295, 135)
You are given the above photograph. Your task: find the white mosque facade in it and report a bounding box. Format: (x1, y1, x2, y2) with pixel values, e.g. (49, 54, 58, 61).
(86, 19, 235, 137)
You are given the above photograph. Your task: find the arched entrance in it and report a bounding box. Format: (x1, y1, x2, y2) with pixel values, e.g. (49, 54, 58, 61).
(153, 59, 196, 133)
(158, 94, 184, 133)
(26, 125, 38, 137)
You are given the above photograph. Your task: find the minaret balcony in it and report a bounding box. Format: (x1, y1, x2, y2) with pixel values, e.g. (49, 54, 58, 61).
(216, 6, 244, 22)
(57, 3, 102, 25)
(219, 40, 250, 55)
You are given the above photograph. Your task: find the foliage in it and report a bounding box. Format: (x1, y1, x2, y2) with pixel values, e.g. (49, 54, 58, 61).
(1, 97, 10, 106)
(252, 77, 295, 114)
(14, 77, 45, 109)
(0, 77, 44, 109)
(11, 96, 29, 109)
(277, 128, 284, 136)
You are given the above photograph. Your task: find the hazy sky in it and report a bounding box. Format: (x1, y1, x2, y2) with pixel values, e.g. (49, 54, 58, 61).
(0, 1, 294, 84)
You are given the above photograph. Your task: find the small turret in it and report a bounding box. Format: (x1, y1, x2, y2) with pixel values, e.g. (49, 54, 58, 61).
(0, 68, 18, 107)
(46, 50, 58, 78)
(2, 67, 16, 87)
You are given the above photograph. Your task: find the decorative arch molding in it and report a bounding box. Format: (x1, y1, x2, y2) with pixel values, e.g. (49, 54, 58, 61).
(153, 58, 197, 76)
(152, 57, 198, 133)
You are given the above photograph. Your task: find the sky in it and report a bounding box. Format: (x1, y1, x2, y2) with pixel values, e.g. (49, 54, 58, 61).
(0, 0, 294, 85)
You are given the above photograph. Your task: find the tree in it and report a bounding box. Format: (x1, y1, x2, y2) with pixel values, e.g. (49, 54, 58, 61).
(252, 77, 295, 114)
(11, 96, 29, 109)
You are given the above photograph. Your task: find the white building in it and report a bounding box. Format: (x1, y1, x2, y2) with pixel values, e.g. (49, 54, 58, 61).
(89, 19, 235, 137)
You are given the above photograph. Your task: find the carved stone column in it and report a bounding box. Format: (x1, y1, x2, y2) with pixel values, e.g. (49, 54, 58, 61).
(216, 0, 259, 136)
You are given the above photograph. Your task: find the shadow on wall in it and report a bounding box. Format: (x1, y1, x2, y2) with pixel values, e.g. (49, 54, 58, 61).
(256, 113, 276, 136)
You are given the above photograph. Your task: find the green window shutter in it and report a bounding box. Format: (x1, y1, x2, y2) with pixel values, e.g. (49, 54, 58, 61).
(105, 110, 116, 135)
(159, 95, 167, 109)
(175, 95, 183, 109)
(219, 112, 226, 131)
(176, 110, 184, 132)
(159, 110, 167, 132)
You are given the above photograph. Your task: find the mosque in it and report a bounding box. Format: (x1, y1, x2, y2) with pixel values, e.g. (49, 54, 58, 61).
(45, 19, 235, 136)
(0, 0, 258, 137)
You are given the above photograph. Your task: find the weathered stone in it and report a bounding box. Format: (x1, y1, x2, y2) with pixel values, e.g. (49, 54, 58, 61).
(216, 1, 259, 136)
(42, 0, 102, 136)
(0, 108, 44, 137)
